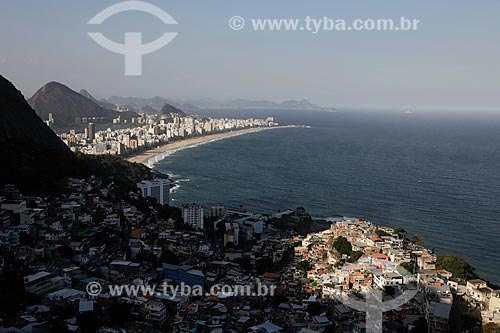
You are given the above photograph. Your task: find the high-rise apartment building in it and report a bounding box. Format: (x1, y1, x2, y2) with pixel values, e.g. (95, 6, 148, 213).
(87, 122, 95, 141)
(182, 203, 204, 229)
(137, 179, 170, 205)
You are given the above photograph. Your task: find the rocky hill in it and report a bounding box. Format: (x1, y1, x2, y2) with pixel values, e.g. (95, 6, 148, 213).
(0, 76, 87, 191)
(160, 103, 187, 116)
(28, 82, 138, 126)
(0, 76, 154, 194)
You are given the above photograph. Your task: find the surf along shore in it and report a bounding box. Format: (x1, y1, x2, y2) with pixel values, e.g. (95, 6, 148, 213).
(126, 126, 289, 165)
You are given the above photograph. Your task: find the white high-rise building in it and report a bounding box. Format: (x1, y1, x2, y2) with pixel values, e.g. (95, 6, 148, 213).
(137, 179, 170, 205)
(182, 203, 204, 229)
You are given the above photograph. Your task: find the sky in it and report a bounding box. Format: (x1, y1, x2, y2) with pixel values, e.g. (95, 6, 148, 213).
(0, 0, 499, 110)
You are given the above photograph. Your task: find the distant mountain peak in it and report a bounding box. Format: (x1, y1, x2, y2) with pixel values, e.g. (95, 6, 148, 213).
(80, 89, 117, 110)
(28, 82, 135, 126)
(105, 96, 332, 113)
(40, 81, 73, 92)
(0, 75, 86, 191)
(140, 105, 158, 115)
(160, 103, 187, 116)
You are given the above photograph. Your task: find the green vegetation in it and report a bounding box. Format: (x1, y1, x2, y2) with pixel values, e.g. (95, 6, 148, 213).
(331, 236, 352, 255)
(275, 215, 311, 233)
(347, 250, 363, 263)
(269, 210, 330, 235)
(157, 204, 182, 222)
(296, 260, 312, 273)
(255, 248, 294, 275)
(413, 233, 425, 246)
(375, 229, 390, 237)
(393, 227, 407, 238)
(77, 153, 155, 197)
(328, 237, 365, 263)
(436, 255, 476, 279)
(398, 262, 414, 274)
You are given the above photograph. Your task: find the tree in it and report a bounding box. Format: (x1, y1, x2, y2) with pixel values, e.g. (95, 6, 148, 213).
(334, 259, 346, 267)
(393, 227, 407, 239)
(399, 262, 414, 274)
(296, 260, 312, 273)
(348, 250, 363, 263)
(414, 233, 425, 246)
(332, 236, 352, 256)
(376, 229, 389, 237)
(157, 204, 182, 221)
(436, 255, 476, 279)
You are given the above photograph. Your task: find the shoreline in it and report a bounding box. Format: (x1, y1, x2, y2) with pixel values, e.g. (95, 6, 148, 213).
(126, 126, 294, 166)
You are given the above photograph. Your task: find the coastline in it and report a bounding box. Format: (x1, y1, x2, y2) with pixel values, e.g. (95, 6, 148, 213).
(126, 126, 293, 166)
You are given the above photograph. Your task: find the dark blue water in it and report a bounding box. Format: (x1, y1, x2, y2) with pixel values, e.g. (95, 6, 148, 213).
(155, 109, 500, 284)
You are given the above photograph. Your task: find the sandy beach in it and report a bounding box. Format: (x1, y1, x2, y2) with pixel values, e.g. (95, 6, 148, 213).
(126, 126, 284, 165)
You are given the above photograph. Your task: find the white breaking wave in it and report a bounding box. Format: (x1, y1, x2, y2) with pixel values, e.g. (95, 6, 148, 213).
(144, 128, 282, 168)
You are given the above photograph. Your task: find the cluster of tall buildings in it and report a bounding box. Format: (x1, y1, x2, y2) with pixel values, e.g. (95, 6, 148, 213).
(135, 180, 205, 230)
(59, 113, 277, 156)
(136, 179, 171, 205)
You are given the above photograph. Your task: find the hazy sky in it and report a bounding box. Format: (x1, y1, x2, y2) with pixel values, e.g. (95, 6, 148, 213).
(1, 0, 499, 109)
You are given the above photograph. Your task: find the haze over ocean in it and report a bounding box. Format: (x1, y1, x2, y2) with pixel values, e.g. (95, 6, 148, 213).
(154, 109, 500, 284)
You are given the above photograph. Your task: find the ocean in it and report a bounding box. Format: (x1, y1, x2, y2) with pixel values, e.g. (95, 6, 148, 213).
(153, 109, 500, 284)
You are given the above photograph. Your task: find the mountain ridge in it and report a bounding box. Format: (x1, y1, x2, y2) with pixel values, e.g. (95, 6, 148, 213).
(28, 82, 139, 127)
(106, 96, 334, 112)
(79, 89, 117, 110)
(108, 95, 198, 113)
